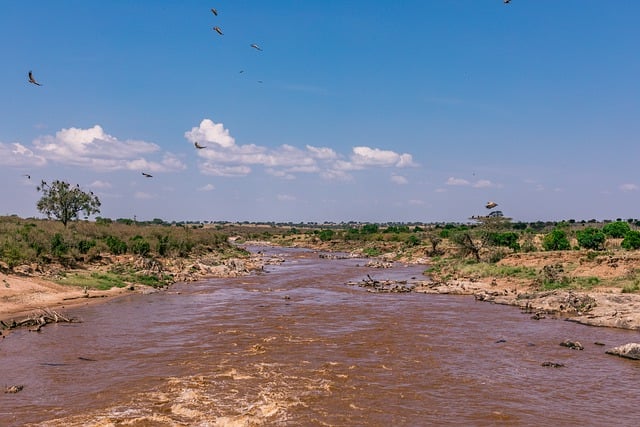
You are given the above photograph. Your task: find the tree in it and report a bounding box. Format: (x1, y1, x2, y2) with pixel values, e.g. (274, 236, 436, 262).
(542, 229, 571, 251)
(603, 221, 631, 238)
(622, 231, 640, 250)
(36, 180, 101, 227)
(576, 227, 606, 250)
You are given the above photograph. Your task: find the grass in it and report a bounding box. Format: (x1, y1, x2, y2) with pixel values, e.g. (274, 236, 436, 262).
(57, 271, 172, 290)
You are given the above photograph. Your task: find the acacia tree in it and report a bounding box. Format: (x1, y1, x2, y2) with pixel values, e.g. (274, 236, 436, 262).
(36, 180, 101, 227)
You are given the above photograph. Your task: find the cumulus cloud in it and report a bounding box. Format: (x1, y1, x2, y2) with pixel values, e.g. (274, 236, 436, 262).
(184, 119, 235, 148)
(89, 180, 112, 189)
(187, 118, 417, 180)
(0, 142, 47, 167)
(134, 191, 154, 199)
(446, 177, 470, 186)
(446, 177, 501, 188)
(620, 183, 639, 192)
(198, 183, 216, 191)
(29, 125, 185, 172)
(391, 174, 408, 185)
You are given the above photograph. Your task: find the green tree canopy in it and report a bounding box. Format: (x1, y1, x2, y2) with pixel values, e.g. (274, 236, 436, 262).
(603, 221, 631, 238)
(576, 227, 606, 250)
(542, 229, 571, 251)
(622, 230, 640, 250)
(36, 180, 101, 227)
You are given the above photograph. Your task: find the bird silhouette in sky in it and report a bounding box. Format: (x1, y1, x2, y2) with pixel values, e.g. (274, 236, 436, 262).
(250, 43, 263, 51)
(142, 172, 153, 178)
(211, 8, 218, 16)
(213, 26, 223, 35)
(504, 0, 511, 4)
(22, 174, 31, 179)
(486, 201, 498, 209)
(28, 71, 42, 86)
(194, 142, 207, 149)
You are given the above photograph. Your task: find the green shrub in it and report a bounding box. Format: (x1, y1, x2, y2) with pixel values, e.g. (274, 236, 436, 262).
(405, 234, 421, 247)
(603, 221, 631, 238)
(487, 232, 520, 251)
(318, 229, 334, 242)
(542, 229, 571, 251)
(50, 233, 68, 257)
(130, 235, 151, 256)
(576, 228, 606, 250)
(104, 235, 127, 255)
(77, 239, 96, 254)
(622, 231, 640, 250)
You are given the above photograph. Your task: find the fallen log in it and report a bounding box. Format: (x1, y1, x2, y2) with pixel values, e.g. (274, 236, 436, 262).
(1, 308, 79, 333)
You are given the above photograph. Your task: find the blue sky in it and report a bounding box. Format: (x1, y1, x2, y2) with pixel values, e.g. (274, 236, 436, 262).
(1, 1, 639, 223)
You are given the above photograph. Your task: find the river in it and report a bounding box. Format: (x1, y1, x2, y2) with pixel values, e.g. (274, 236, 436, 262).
(1, 246, 640, 426)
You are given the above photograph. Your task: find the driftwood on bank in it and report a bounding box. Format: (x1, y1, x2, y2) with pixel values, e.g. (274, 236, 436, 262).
(0, 308, 79, 332)
(347, 274, 416, 293)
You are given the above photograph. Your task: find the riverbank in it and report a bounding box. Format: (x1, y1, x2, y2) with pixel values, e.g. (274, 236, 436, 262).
(0, 251, 268, 325)
(3, 240, 640, 332)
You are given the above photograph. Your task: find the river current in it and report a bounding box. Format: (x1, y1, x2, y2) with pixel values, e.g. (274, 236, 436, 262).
(1, 246, 640, 426)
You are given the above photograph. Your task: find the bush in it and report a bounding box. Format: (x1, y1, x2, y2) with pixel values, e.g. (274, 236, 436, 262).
(622, 231, 640, 250)
(130, 235, 151, 256)
(50, 233, 68, 257)
(603, 221, 631, 238)
(77, 239, 96, 254)
(104, 235, 127, 255)
(405, 234, 421, 247)
(542, 229, 571, 251)
(318, 229, 334, 242)
(487, 232, 520, 251)
(576, 228, 606, 250)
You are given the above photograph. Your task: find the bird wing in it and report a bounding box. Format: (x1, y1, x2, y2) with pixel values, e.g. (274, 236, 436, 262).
(211, 8, 218, 15)
(213, 26, 223, 35)
(28, 71, 41, 85)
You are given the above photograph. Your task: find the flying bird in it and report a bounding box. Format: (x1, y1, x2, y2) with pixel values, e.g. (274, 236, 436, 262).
(213, 26, 223, 35)
(211, 8, 218, 16)
(28, 71, 42, 86)
(504, 0, 511, 3)
(194, 142, 207, 149)
(22, 174, 31, 180)
(250, 43, 263, 51)
(142, 172, 153, 178)
(486, 201, 498, 209)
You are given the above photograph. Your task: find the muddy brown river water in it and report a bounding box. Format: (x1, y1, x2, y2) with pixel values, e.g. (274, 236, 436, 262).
(1, 246, 640, 426)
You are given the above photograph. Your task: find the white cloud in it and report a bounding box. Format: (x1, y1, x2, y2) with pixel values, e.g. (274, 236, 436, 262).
(134, 191, 154, 199)
(277, 194, 296, 201)
(349, 146, 416, 169)
(472, 179, 497, 188)
(620, 183, 639, 192)
(89, 180, 112, 189)
(408, 199, 425, 205)
(198, 183, 216, 191)
(187, 119, 418, 180)
(446, 177, 470, 186)
(391, 174, 408, 185)
(200, 163, 252, 177)
(184, 119, 235, 148)
(0, 142, 47, 167)
(30, 125, 185, 172)
(266, 169, 295, 180)
(306, 145, 337, 160)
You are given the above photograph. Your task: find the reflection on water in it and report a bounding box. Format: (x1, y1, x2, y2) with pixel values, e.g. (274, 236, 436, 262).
(2, 246, 640, 426)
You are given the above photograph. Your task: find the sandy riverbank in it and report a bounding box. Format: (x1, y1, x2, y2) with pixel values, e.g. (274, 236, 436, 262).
(3, 245, 640, 332)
